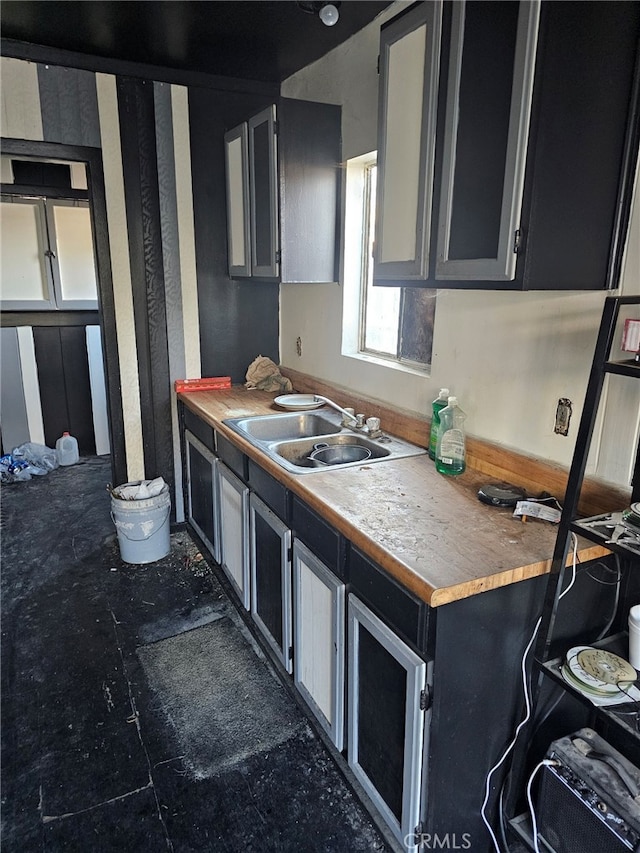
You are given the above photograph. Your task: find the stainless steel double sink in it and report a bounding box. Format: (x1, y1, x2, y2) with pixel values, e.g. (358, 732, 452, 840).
(223, 410, 426, 474)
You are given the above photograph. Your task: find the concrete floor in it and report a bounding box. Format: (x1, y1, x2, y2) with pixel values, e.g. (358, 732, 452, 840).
(1, 456, 392, 852)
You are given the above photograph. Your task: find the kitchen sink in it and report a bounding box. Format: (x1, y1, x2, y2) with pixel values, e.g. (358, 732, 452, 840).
(272, 434, 391, 467)
(225, 411, 339, 441)
(223, 411, 426, 474)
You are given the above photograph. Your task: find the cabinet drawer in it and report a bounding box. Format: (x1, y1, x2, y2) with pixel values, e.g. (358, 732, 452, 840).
(216, 431, 247, 481)
(291, 496, 346, 579)
(247, 459, 290, 523)
(348, 546, 429, 654)
(183, 406, 215, 453)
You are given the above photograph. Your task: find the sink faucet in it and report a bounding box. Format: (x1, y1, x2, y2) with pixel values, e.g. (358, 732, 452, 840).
(313, 396, 382, 438)
(313, 395, 360, 426)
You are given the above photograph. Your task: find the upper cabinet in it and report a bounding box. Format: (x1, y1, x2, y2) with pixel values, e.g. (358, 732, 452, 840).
(373, 1, 442, 282)
(374, 0, 640, 291)
(435, 0, 539, 282)
(224, 98, 341, 284)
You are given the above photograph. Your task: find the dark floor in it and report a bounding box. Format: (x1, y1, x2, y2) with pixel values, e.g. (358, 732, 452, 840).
(1, 457, 393, 852)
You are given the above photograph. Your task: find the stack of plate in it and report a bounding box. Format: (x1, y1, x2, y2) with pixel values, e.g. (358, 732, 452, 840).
(562, 646, 637, 701)
(622, 503, 640, 538)
(274, 394, 324, 411)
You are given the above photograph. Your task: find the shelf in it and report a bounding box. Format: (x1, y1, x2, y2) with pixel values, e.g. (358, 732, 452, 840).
(506, 295, 640, 827)
(571, 515, 640, 559)
(604, 358, 640, 379)
(509, 812, 535, 852)
(537, 633, 640, 742)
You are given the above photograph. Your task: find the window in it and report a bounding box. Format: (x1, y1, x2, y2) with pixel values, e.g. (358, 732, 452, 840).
(0, 196, 98, 311)
(345, 157, 435, 370)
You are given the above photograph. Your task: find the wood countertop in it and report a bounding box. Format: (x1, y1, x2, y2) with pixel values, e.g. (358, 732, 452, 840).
(180, 387, 609, 608)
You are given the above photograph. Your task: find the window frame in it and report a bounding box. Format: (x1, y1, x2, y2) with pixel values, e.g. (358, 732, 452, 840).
(1, 194, 99, 312)
(355, 160, 434, 372)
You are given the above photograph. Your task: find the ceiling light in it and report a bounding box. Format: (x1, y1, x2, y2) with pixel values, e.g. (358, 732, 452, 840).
(297, 2, 342, 27)
(319, 4, 340, 26)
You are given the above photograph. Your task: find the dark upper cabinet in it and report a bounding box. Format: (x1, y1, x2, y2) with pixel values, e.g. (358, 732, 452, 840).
(224, 98, 342, 283)
(518, 1, 640, 291)
(374, 0, 640, 291)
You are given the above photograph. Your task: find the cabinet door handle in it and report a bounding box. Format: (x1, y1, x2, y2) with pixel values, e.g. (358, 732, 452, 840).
(513, 229, 522, 254)
(420, 686, 432, 711)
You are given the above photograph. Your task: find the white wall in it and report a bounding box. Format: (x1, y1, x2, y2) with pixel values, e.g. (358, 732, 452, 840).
(280, 2, 640, 487)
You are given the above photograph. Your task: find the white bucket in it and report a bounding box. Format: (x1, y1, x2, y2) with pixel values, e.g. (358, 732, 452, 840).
(111, 482, 171, 564)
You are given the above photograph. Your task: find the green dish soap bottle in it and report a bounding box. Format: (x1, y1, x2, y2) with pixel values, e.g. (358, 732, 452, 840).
(435, 396, 466, 476)
(428, 388, 450, 460)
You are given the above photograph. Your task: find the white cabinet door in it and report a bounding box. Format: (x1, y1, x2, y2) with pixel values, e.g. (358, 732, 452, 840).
(224, 123, 251, 278)
(250, 494, 292, 672)
(374, 1, 442, 281)
(348, 595, 430, 850)
(293, 541, 345, 749)
(218, 462, 250, 609)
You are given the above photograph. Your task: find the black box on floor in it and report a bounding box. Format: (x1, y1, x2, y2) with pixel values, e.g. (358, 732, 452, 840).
(536, 728, 640, 853)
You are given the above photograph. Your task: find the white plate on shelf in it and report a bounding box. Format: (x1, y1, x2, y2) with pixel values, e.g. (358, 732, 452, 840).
(273, 394, 324, 411)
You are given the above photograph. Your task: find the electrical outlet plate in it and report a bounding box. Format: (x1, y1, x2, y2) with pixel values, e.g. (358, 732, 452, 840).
(554, 398, 572, 436)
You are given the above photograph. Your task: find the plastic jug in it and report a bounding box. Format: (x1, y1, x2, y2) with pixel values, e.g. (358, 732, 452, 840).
(56, 432, 79, 466)
(435, 397, 466, 476)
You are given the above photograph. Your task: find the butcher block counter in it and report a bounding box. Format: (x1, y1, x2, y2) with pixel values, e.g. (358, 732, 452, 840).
(179, 386, 608, 607)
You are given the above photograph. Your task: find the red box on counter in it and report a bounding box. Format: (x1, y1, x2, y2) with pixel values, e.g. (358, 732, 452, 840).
(174, 377, 232, 392)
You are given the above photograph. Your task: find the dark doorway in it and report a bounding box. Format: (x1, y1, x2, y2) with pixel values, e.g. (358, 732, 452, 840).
(1, 138, 126, 487)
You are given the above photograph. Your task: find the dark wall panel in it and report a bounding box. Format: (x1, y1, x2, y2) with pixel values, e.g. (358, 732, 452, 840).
(33, 327, 66, 449)
(117, 77, 174, 490)
(33, 326, 95, 454)
(37, 65, 101, 148)
(188, 87, 280, 384)
(60, 327, 96, 454)
(520, 1, 640, 290)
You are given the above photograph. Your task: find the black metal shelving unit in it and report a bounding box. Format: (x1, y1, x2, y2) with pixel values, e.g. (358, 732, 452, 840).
(537, 296, 640, 663)
(506, 295, 640, 851)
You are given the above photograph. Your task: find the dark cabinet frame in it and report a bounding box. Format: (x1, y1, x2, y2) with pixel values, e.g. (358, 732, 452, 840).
(374, 0, 640, 291)
(249, 492, 293, 672)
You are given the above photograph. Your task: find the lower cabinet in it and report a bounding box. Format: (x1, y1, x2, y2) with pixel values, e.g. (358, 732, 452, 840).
(348, 594, 432, 850)
(180, 410, 552, 851)
(292, 540, 345, 750)
(249, 493, 293, 672)
(184, 430, 219, 562)
(218, 462, 250, 609)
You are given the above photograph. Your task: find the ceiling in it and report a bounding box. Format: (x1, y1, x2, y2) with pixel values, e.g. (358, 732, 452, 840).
(1, 1, 394, 83)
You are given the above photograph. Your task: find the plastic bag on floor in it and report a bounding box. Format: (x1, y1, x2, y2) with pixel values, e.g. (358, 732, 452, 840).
(1, 443, 59, 484)
(0, 454, 33, 482)
(12, 442, 59, 473)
